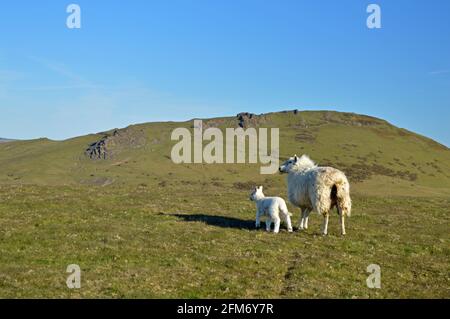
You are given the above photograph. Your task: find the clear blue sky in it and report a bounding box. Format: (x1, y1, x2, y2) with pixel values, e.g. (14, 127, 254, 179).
(1, 0, 449, 146)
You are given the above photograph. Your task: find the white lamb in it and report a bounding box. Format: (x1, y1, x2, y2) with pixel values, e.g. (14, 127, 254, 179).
(279, 155, 352, 236)
(249, 186, 293, 233)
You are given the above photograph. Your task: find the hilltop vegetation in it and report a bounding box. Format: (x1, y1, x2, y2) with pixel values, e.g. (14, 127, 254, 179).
(0, 110, 449, 196)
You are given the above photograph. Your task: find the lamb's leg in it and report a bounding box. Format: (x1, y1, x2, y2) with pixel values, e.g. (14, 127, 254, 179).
(273, 216, 281, 234)
(285, 213, 293, 232)
(279, 205, 293, 232)
(266, 217, 272, 232)
(321, 213, 329, 236)
(255, 209, 261, 229)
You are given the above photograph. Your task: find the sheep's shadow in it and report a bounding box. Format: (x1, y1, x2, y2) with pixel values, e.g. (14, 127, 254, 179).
(162, 213, 257, 230)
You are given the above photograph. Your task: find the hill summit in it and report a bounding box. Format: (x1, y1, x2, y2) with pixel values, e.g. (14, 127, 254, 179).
(0, 110, 449, 196)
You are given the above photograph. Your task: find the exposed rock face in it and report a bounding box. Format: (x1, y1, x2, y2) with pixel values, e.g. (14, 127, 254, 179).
(86, 137, 109, 159)
(85, 128, 146, 160)
(201, 112, 265, 130)
(237, 112, 257, 128)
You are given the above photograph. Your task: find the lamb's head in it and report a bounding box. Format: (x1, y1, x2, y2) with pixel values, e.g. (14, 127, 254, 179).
(249, 186, 264, 201)
(279, 154, 316, 173)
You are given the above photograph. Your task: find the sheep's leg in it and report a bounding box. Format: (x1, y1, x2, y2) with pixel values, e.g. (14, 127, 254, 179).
(273, 216, 281, 234)
(299, 209, 306, 230)
(340, 214, 346, 236)
(304, 209, 311, 230)
(337, 206, 346, 235)
(321, 213, 329, 236)
(266, 217, 272, 232)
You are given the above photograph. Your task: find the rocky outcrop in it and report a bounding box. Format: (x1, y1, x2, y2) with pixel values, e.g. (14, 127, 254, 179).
(86, 136, 109, 159)
(237, 112, 257, 128)
(85, 128, 146, 160)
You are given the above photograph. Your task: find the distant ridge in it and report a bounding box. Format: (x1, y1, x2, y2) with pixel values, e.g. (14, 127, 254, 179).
(0, 138, 15, 143)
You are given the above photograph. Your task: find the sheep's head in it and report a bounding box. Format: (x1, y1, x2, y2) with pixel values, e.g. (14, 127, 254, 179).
(249, 186, 264, 201)
(279, 154, 316, 173)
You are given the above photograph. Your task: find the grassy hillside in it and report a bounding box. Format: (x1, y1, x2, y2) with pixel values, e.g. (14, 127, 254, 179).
(0, 110, 449, 298)
(0, 110, 449, 195)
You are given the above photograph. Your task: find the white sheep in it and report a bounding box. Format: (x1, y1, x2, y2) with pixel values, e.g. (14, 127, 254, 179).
(279, 155, 352, 235)
(249, 186, 293, 233)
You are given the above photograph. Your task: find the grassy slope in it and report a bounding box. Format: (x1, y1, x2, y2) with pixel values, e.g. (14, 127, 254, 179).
(0, 110, 449, 298)
(0, 110, 449, 194)
(0, 184, 448, 298)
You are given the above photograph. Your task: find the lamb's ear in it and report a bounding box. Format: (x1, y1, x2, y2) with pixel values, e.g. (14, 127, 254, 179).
(259, 186, 263, 191)
(294, 155, 299, 163)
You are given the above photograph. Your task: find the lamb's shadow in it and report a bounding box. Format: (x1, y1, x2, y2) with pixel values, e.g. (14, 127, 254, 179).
(162, 213, 256, 230)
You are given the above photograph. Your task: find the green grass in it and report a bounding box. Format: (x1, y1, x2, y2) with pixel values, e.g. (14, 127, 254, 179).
(0, 182, 448, 298)
(0, 110, 449, 298)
